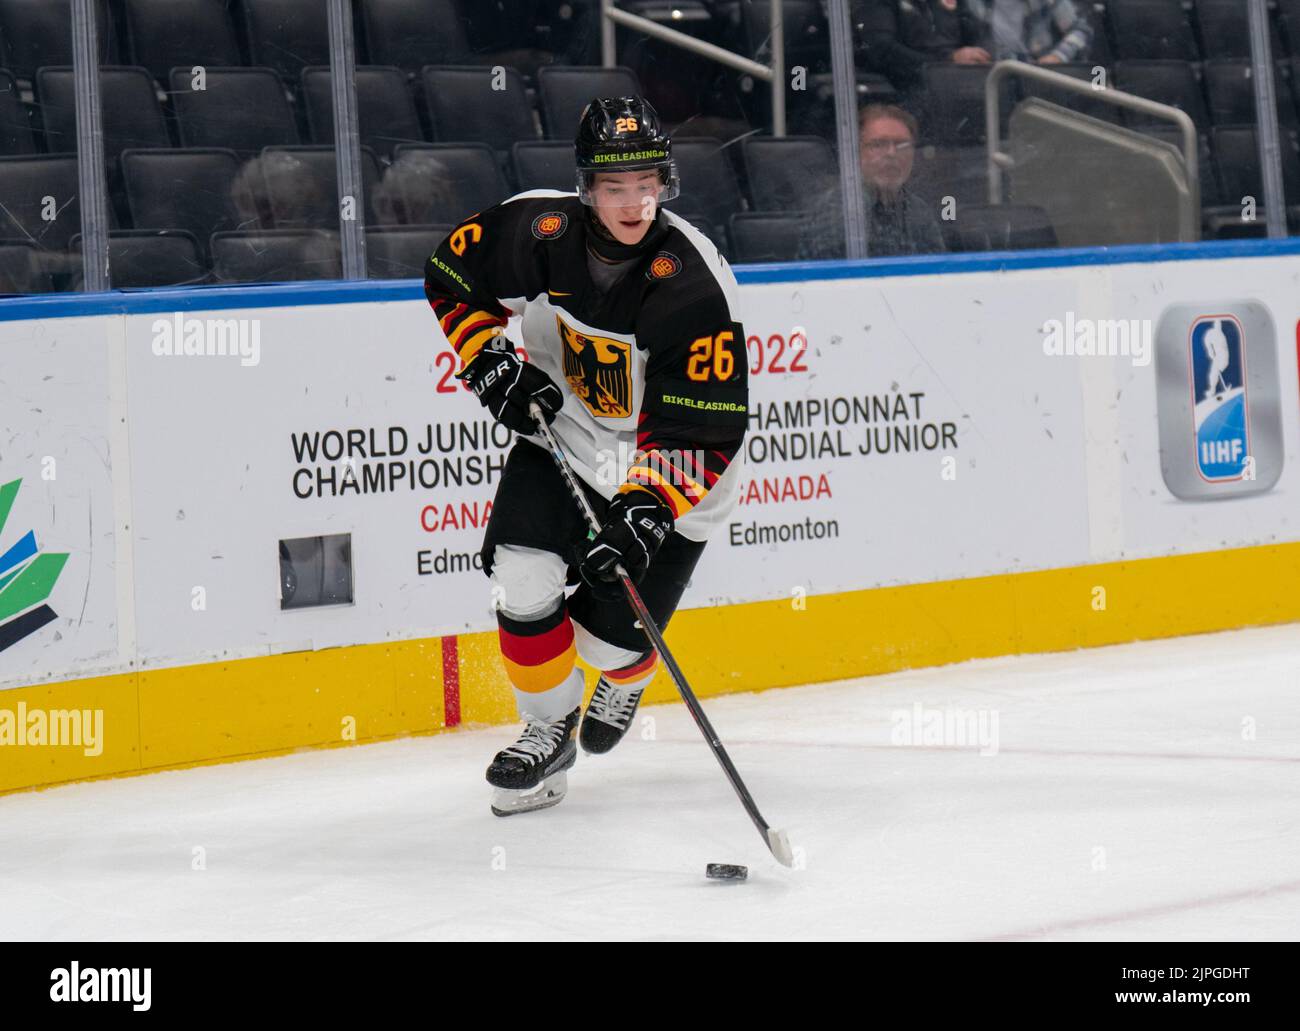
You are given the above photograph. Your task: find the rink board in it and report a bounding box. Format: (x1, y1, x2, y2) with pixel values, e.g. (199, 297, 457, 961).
(2, 240, 1300, 792)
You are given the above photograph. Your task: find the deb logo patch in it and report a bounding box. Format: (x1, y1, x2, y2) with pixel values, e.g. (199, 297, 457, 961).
(531, 211, 568, 240)
(647, 252, 681, 280)
(1155, 301, 1283, 499)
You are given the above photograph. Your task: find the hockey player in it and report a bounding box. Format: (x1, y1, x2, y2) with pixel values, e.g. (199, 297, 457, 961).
(1202, 319, 1230, 401)
(423, 97, 749, 815)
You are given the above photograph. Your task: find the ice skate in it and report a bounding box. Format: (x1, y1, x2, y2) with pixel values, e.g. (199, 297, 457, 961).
(580, 676, 646, 755)
(488, 707, 579, 816)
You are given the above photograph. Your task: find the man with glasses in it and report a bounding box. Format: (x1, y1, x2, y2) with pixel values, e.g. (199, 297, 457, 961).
(799, 103, 946, 260)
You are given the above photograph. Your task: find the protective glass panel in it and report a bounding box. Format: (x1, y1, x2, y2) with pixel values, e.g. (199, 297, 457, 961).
(0, 0, 356, 293)
(0, 0, 117, 294)
(7, 1, 1296, 294)
(846, 0, 1298, 255)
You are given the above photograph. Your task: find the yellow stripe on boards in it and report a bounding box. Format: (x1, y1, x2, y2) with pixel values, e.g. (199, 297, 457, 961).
(3, 541, 1298, 795)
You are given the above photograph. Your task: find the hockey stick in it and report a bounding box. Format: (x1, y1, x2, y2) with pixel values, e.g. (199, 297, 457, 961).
(528, 403, 794, 867)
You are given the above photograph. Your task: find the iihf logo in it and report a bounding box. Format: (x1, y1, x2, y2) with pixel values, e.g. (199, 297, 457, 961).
(1189, 315, 1249, 482)
(1155, 300, 1283, 500)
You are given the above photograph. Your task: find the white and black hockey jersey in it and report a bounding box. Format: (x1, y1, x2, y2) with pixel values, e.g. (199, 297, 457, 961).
(424, 191, 749, 541)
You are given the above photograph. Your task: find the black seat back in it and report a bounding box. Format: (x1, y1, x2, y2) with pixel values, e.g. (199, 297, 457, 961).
(0, 154, 88, 251)
(36, 66, 169, 160)
(210, 228, 342, 282)
(741, 135, 836, 211)
(71, 229, 206, 287)
(121, 148, 245, 256)
(366, 224, 451, 278)
(423, 65, 538, 154)
(123, 0, 242, 82)
(301, 66, 424, 158)
(360, 0, 471, 72)
(171, 67, 299, 155)
(536, 65, 641, 138)
(0, 0, 114, 81)
(947, 204, 1058, 252)
(511, 140, 575, 193)
(241, 0, 331, 82)
(0, 68, 36, 154)
(729, 212, 803, 263)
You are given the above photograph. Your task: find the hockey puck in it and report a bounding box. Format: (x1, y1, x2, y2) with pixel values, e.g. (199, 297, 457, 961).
(705, 863, 748, 881)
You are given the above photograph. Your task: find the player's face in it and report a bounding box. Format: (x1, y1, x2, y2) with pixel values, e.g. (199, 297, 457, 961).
(589, 171, 661, 245)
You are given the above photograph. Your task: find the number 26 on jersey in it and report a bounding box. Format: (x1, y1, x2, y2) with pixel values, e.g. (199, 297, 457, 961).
(687, 331, 737, 382)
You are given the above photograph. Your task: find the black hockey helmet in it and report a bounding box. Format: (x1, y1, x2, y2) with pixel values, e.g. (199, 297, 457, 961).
(574, 96, 680, 204)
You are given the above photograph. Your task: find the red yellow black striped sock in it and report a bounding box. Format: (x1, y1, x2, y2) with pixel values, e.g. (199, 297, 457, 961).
(497, 605, 581, 719)
(604, 650, 658, 692)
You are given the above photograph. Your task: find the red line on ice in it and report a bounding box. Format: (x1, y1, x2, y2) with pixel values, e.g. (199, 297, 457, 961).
(663, 739, 1300, 765)
(979, 877, 1300, 940)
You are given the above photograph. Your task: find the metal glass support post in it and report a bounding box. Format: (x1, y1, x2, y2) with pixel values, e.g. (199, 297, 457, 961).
(601, 0, 617, 67)
(769, 1, 786, 140)
(328, 0, 367, 278)
(826, 0, 866, 258)
(71, 0, 110, 291)
(1247, 0, 1287, 239)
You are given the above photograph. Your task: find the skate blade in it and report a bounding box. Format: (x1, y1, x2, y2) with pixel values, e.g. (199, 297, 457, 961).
(490, 771, 568, 817)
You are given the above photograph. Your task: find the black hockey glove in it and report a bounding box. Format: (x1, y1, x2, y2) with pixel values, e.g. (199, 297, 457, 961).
(579, 488, 674, 600)
(456, 335, 563, 435)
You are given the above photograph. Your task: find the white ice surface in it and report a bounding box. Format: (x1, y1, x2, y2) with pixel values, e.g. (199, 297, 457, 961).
(3, 625, 1299, 941)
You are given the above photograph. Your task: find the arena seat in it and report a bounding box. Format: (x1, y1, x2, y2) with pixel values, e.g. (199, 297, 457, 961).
(1114, 60, 1209, 129)
(123, 0, 243, 83)
(210, 228, 341, 282)
(511, 140, 575, 193)
(170, 67, 300, 155)
(70, 229, 206, 287)
(241, 0, 332, 83)
(121, 148, 246, 257)
(740, 135, 836, 212)
(365, 224, 451, 279)
(537, 65, 642, 139)
(301, 66, 424, 158)
(35, 66, 169, 160)
(728, 211, 803, 263)
(422, 66, 539, 155)
(1107, 0, 1199, 62)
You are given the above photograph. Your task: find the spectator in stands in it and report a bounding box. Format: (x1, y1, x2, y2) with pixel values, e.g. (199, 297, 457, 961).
(855, 0, 966, 90)
(857, 0, 1091, 88)
(959, 1, 1093, 65)
(230, 152, 332, 230)
(226, 154, 339, 279)
(373, 152, 457, 226)
(798, 103, 946, 260)
(231, 157, 275, 231)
